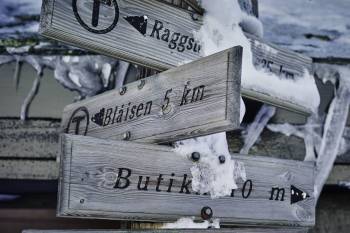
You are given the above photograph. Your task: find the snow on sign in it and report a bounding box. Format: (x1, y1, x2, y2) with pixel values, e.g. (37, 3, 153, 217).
(61, 47, 242, 143)
(40, 0, 315, 114)
(58, 134, 315, 226)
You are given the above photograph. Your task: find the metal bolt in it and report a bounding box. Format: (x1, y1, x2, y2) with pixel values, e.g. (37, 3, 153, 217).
(201, 206, 213, 220)
(123, 131, 131, 141)
(119, 86, 127, 95)
(191, 152, 201, 162)
(138, 79, 146, 90)
(219, 155, 226, 164)
(80, 199, 85, 204)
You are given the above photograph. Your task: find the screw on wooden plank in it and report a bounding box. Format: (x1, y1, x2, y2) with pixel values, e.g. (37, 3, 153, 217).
(201, 206, 213, 220)
(191, 152, 201, 162)
(138, 79, 146, 90)
(119, 86, 127, 95)
(123, 131, 131, 140)
(219, 155, 226, 164)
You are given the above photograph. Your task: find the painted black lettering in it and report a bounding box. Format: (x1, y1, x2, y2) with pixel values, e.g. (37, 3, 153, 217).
(178, 35, 189, 52)
(72, 116, 86, 135)
(180, 85, 191, 106)
(167, 173, 175, 193)
(137, 176, 150, 191)
(156, 174, 164, 192)
(116, 105, 124, 123)
(179, 174, 191, 194)
(269, 187, 285, 201)
(150, 20, 163, 39)
(161, 29, 170, 42)
(124, 103, 131, 121)
(112, 106, 118, 124)
(231, 189, 235, 197)
(169, 33, 180, 50)
(162, 89, 172, 111)
(103, 108, 113, 126)
(129, 105, 137, 120)
(191, 85, 205, 103)
(242, 180, 253, 199)
(144, 101, 152, 115)
(187, 38, 194, 50)
(114, 168, 131, 189)
(136, 103, 144, 117)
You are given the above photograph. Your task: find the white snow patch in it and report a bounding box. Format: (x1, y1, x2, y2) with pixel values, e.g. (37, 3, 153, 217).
(174, 133, 246, 199)
(162, 217, 220, 229)
(196, 0, 320, 112)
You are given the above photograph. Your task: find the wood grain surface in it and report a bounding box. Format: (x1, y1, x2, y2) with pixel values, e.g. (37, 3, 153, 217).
(58, 134, 315, 227)
(61, 47, 242, 143)
(39, 0, 314, 114)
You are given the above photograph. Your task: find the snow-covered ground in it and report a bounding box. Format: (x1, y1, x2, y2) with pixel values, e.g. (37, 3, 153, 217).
(260, 0, 350, 58)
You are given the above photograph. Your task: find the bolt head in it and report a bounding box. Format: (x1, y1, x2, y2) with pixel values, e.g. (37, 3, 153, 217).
(80, 199, 84, 204)
(219, 155, 226, 164)
(138, 79, 146, 90)
(123, 131, 131, 140)
(201, 206, 213, 220)
(119, 86, 127, 95)
(191, 152, 200, 162)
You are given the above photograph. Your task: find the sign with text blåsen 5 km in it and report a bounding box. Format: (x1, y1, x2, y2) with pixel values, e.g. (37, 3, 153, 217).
(40, 0, 314, 114)
(58, 134, 315, 226)
(61, 48, 242, 143)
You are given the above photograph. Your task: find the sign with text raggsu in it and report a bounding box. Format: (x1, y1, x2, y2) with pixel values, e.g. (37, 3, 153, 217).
(58, 134, 316, 226)
(62, 47, 242, 143)
(40, 0, 315, 114)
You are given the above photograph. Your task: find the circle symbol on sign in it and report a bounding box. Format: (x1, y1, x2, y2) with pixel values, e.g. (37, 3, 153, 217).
(72, 0, 119, 34)
(65, 107, 90, 136)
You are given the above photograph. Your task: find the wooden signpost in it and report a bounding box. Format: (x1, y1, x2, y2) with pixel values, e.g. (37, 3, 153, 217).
(23, 229, 309, 233)
(61, 47, 242, 143)
(58, 134, 315, 227)
(39, 0, 314, 114)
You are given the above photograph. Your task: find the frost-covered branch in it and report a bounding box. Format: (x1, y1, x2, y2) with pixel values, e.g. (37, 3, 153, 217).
(314, 66, 350, 199)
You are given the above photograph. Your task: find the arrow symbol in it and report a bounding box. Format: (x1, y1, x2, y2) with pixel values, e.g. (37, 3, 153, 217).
(124, 15, 148, 36)
(291, 185, 310, 204)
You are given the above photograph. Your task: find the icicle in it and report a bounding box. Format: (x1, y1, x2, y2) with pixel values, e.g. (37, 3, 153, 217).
(314, 69, 350, 199)
(267, 115, 323, 162)
(240, 104, 276, 154)
(114, 61, 130, 88)
(20, 73, 44, 121)
(13, 57, 23, 91)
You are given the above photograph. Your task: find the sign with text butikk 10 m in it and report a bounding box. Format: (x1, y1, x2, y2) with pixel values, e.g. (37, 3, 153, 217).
(39, 0, 314, 114)
(58, 134, 315, 226)
(61, 47, 242, 143)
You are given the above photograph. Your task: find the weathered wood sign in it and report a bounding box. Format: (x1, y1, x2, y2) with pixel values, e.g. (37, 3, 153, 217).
(58, 134, 315, 226)
(23, 228, 309, 233)
(40, 0, 314, 114)
(40, 0, 203, 70)
(61, 47, 242, 143)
